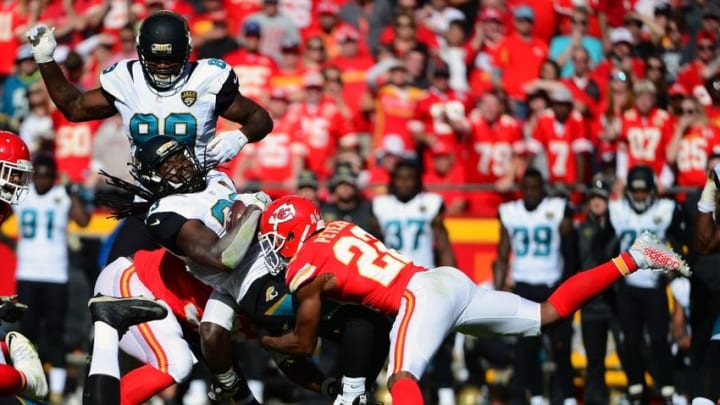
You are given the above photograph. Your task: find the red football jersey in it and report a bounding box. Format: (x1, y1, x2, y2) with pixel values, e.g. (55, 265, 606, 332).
(422, 164, 466, 210)
(412, 88, 473, 158)
(619, 108, 673, 176)
(224, 49, 278, 103)
(132, 249, 212, 330)
(372, 84, 426, 153)
(285, 221, 425, 316)
(0, 3, 28, 76)
(529, 110, 592, 184)
(465, 113, 524, 184)
(51, 110, 101, 183)
(676, 125, 720, 187)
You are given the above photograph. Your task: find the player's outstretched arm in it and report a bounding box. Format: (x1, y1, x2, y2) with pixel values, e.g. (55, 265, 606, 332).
(261, 276, 329, 355)
(27, 25, 117, 122)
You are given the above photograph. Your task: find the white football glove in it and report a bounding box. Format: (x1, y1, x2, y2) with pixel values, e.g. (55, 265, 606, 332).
(207, 129, 249, 163)
(26, 24, 57, 64)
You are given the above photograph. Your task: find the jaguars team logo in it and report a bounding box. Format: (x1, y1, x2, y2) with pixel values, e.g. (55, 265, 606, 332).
(181, 91, 197, 107)
(265, 286, 278, 302)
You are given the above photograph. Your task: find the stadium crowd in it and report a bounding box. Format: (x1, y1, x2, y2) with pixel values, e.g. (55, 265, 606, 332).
(2, 0, 720, 404)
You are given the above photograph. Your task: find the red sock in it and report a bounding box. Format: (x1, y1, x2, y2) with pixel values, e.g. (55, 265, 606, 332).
(390, 377, 424, 405)
(547, 252, 637, 318)
(0, 364, 24, 396)
(120, 364, 174, 405)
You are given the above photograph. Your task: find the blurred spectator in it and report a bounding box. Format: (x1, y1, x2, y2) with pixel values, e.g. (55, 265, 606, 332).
(245, 0, 301, 63)
(382, 12, 436, 58)
(296, 169, 322, 205)
(677, 30, 718, 104)
(191, 0, 233, 52)
(367, 134, 408, 196)
(302, 36, 327, 70)
(88, 115, 133, 190)
(18, 81, 53, 155)
(527, 86, 592, 198)
(465, 90, 524, 217)
(422, 142, 467, 215)
(338, 0, 392, 53)
(224, 20, 279, 104)
(594, 27, 646, 88)
(328, 26, 374, 127)
(304, 1, 360, 59)
(79, 34, 115, 89)
(233, 88, 303, 199)
(506, 0, 556, 44)
(704, 73, 720, 127)
(616, 80, 675, 193)
(409, 58, 471, 166)
(561, 46, 602, 119)
(467, 7, 506, 96)
(404, 45, 430, 89)
(322, 66, 353, 122)
(659, 19, 686, 81)
(644, 55, 670, 109)
(290, 71, 349, 180)
(597, 67, 635, 147)
(667, 96, 720, 190)
(438, 19, 473, 92)
(195, 18, 240, 60)
(497, 5, 548, 119)
(1, 45, 39, 131)
(416, 0, 465, 40)
(668, 83, 689, 119)
(621, 11, 663, 59)
(268, 39, 306, 101)
(366, 60, 425, 158)
(549, 6, 603, 78)
(0, 0, 35, 81)
(322, 161, 378, 237)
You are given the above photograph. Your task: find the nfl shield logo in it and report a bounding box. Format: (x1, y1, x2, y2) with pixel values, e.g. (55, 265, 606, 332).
(181, 91, 197, 107)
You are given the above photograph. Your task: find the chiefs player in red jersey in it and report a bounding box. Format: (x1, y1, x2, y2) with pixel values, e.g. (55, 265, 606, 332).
(257, 195, 689, 405)
(0, 131, 50, 402)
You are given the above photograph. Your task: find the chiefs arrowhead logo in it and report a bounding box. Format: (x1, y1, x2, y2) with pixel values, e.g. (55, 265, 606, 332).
(269, 203, 296, 225)
(181, 91, 197, 107)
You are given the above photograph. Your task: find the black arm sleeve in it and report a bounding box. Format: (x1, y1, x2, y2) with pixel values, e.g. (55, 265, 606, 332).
(215, 70, 240, 115)
(145, 212, 189, 256)
(667, 203, 688, 258)
(561, 205, 579, 279)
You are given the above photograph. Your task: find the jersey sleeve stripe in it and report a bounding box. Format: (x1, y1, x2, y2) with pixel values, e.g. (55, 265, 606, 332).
(392, 290, 417, 374)
(119, 266, 170, 373)
(288, 264, 318, 293)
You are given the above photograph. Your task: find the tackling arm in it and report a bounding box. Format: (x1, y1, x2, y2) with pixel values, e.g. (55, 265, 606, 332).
(261, 275, 330, 355)
(493, 221, 511, 291)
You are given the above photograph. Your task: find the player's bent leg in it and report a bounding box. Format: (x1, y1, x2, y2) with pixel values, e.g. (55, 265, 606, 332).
(0, 365, 24, 397)
(120, 365, 174, 405)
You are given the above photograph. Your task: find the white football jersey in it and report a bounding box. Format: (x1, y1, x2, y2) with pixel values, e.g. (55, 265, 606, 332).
(609, 198, 675, 288)
(14, 185, 71, 283)
(146, 170, 269, 300)
(499, 198, 566, 286)
(372, 192, 443, 268)
(99, 58, 237, 164)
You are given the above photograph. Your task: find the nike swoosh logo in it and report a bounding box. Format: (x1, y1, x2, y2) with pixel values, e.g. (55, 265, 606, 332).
(148, 218, 161, 226)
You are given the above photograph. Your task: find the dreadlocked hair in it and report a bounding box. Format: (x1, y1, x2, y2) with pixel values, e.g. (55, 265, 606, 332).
(97, 157, 220, 219)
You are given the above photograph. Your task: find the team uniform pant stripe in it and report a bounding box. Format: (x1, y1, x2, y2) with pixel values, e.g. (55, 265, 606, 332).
(393, 290, 416, 374)
(119, 266, 169, 373)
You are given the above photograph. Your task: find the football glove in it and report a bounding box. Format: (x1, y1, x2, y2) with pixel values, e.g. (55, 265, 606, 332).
(207, 129, 249, 163)
(0, 295, 28, 323)
(26, 24, 57, 64)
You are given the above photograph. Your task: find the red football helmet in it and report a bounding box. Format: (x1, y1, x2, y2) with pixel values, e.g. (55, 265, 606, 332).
(258, 195, 325, 275)
(0, 131, 32, 205)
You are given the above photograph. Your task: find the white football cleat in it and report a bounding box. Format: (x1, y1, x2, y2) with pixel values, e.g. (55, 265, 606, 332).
(629, 231, 691, 276)
(5, 331, 48, 400)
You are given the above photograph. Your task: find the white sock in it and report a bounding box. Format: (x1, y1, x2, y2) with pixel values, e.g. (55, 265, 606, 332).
(691, 398, 714, 405)
(88, 321, 120, 378)
(530, 395, 545, 405)
(335, 376, 365, 404)
(49, 367, 67, 396)
(248, 379, 264, 402)
(215, 368, 238, 388)
(438, 387, 456, 405)
(563, 398, 578, 405)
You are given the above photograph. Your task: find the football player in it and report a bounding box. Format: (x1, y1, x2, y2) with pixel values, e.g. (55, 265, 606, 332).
(25, 10, 274, 264)
(98, 136, 389, 404)
(0, 131, 47, 402)
(256, 195, 689, 405)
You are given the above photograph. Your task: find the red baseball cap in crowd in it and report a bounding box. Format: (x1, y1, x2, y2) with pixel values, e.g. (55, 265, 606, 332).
(430, 142, 453, 156)
(317, 1, 339, 15)
(669, 83, 688, 97)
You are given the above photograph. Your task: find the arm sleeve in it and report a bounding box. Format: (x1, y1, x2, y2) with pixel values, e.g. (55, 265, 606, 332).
(215, 69, 240, 115)
(145, 212, 189, 256)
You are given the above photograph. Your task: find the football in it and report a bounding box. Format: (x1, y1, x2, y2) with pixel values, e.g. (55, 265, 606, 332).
(226, 200, 247, 229)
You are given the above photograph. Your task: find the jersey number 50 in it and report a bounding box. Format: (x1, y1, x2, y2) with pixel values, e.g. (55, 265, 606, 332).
(129, 113, 198, 145)
(333, 226, 411, 287)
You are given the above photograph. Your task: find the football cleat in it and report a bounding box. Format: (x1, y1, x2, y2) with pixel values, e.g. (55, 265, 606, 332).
(5, 331, 48, 400)
(88, 295, 168, 337)
(629, 231, 691, 276)
(352, 392, 383, 405)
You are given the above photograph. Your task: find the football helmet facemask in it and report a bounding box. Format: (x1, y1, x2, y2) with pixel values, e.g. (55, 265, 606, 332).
(137, 11, 192, 90)
(258, 196, 326, 275)
(625, 165, 656, 213)
(133, 136, 206, 196)
(0, 131, 32, 205)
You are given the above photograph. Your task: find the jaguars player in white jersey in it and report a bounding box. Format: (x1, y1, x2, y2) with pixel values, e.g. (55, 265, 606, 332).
(608, 165, 685, 405)
(496, 168, 576, 405)
(99, 136, 391, 405)
(25, 10, 273, 264)
(372, 159, 457, 405)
